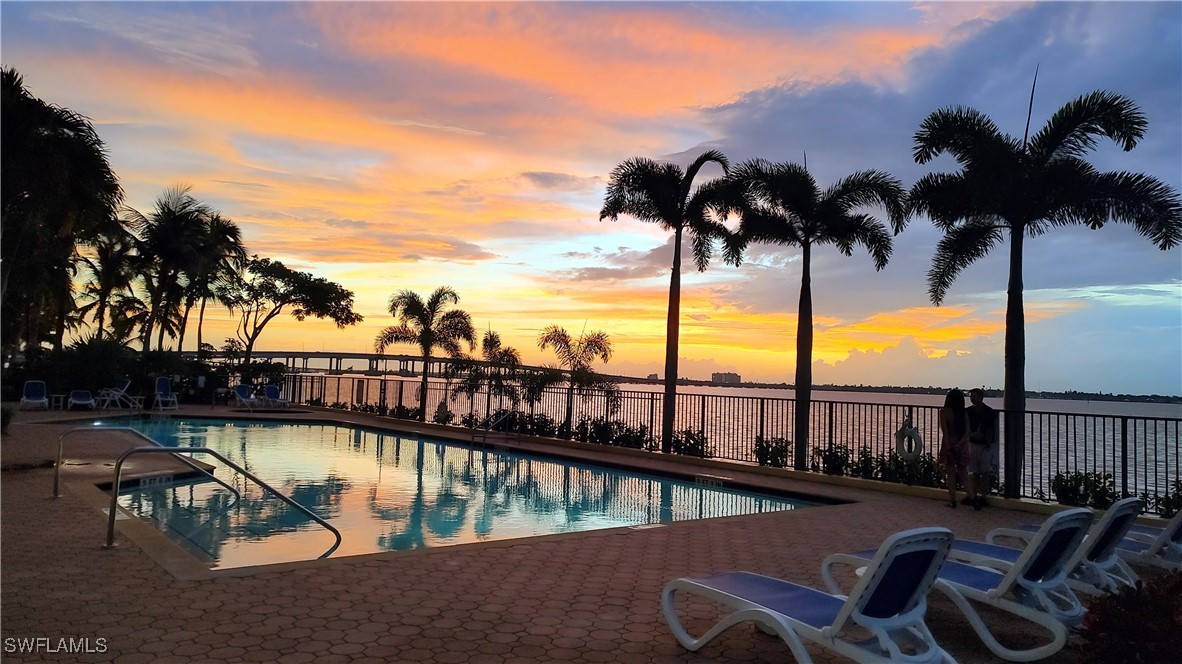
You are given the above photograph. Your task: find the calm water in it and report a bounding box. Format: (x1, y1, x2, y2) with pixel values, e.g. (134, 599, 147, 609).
(105, 419, 812, 569)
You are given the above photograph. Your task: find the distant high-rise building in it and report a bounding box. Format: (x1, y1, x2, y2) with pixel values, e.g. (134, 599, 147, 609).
(711, 372, 741, 384)
(646, 373, 659, 381)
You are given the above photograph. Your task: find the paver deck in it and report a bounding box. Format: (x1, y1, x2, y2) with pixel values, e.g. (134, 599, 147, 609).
(0, 404, 1125, 662)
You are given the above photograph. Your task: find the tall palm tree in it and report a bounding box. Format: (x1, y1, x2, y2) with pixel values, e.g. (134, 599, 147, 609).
(1, 66, 123, 352)
(725, 160, 908, 470)
(125, 186, 213, 351)
(537, 325, 619, 437)
(910, 90, 1182, 497)
(451, 329, 523, 413)
(375, 287, 476, 422)
(180, 212, 246, 353)
(77, 229, 137, 340)
(600, 149, 731, 453)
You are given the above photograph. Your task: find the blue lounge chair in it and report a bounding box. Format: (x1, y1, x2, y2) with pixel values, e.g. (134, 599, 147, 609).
(984, 497, 1143, 595)
(262, 384, 290, 408)
(154, 376, 179, 410)
(233, 384, 261, 411)
(663, 527, 956, 664)
(1116, 507, 1182, 570)
(97, 378, 136, 410)
(823, 508, 1093, 662)
(20, 380, 49, 410)
(67, 390, 97, 410)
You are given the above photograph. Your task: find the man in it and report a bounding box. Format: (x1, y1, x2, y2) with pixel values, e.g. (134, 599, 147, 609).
(964, 388, 996, 510)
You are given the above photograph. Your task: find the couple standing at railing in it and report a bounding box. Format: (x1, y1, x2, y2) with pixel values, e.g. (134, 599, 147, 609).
(940, 387, 997, 510)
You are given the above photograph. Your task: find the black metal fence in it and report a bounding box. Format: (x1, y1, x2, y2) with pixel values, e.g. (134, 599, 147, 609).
(281, 374, 1180, 511)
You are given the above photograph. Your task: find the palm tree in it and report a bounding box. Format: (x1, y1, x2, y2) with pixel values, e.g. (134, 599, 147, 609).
(77, 229, 137, 340)
(180, 212, 246, 353)
(374, 287, 476, 422)
(537, 325, 619, 437)
(600, 149, 732, 453)
(910, 90, 1182, 497)
(451, 329, 523, 415)
(1, 66, 123, 352)
(725, 160, 908, 470)
(125, 186, 212, 351)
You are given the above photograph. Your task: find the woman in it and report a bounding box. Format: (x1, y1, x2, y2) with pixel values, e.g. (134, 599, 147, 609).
(938, 388, 969, 508)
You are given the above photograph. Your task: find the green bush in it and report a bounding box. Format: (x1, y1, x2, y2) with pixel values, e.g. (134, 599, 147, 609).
(1082, 571, 1182, 663)
(1140, 479, 1182, 517)
(670, 429, 711, 458)
(876, 451, 944, 488)
(754, 435, 789, 468)
(1051, 471, 1120, 509)
(811, 445, 852, 475)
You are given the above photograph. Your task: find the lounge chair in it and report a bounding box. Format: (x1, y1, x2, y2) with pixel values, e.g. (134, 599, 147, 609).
(983, 497, 1143, 595)
(97, 378, 137, 409)
(262, 384, 290, 408)
(233, 384, 261, 411)
(153, 376, 179, 410)
(664, 527, 956, 664)
(67, 390, 97, 410)
(1116, 508, 1182, 570)
(823, 508, 1093, 662)
(20, 380, 49, 410)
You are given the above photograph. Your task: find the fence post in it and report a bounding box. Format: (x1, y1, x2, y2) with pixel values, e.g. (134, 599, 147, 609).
(758, 398, 765, 441)
(1120, 416, 1129, 498)
(699, 395, 707, 436)
(397, 381, 404, 409)
(827, 402, 835, 450)
(649, 393, 656, 440)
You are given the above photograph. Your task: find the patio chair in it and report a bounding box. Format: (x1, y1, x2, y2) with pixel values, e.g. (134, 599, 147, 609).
(20, 380, 49, 410)
(1116, 507, 1182, 570)
(262, 384, 290, 408)
(67, 390, 97, 410)
(663, 527, 956, 664)
(153, 376, 179, 411)
(97, 378, 136, 409)
(823, 508, 1093, 662)
(233, 384, 261, 411)
(983, 497, 1143, 595)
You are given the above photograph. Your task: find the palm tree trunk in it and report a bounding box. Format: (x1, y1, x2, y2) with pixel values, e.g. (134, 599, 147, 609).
(1003, 226, 1026, 498)
(660, 226, 684, 453)
(196, 297, 208, 355)
(176, 299, 194, 352)
(419, 354, 430, 422)
(564, 383, 575, 438)
(793, 243, 814, 471)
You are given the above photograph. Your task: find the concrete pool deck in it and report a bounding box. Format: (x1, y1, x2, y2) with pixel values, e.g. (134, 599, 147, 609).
(1, 404, 1136, 663)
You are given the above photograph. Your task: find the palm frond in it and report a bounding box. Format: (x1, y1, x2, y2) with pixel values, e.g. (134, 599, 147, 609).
(388, 289, 427, 323)
(910, 172, 1008, 232)
(927, 220, 1006, 304)
(374, 324, 419, 353)
(825, 213, 894, 270)
(822, 170, 909, 234)
(680, 149, 730, 201)
(1028, 91, 1147, 162)
(599, 157, 681, 227)
(1088, 171, 1182, 249)
(913, 106, 1011, 165)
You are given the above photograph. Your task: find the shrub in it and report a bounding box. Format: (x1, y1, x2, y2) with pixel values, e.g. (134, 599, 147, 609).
(432, 402, 455, 425)
(754, 435, 789, 468)
(811, 445, 852, 475)
(1141, 479, 1182, 518)
(670, 429, 711, 458)
(1051, 471, 1119, 509)
(570, 416, 653, 449)
(1082, 571, 1182, 663)
(876, 451, 944, 488)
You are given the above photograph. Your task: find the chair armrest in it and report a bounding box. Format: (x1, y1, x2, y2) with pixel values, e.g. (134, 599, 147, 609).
(986, 527, 1036, 546)
(820, 552, 870, 595)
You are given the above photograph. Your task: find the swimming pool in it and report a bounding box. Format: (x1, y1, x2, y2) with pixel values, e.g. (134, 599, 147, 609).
(99, 417, 816, 569)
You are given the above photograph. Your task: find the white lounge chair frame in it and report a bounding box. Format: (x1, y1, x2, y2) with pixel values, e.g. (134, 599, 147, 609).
(20, 380, 49, 410)
(67, 390, 97, 410)
(664, 527, 956, 664)
(153, 376, 179, 410)
(262, 384, 290, 408)
(97, 379, 138, 410)
(986, 497, 1143, 595)
(823, 508, 1093, 662)
(1117, 507, 1182, 570)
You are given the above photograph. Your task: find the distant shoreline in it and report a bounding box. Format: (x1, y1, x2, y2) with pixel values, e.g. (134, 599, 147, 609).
(607, 376, 1182, 404)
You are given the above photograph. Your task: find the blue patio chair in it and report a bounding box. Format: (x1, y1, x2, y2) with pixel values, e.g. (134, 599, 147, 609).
(262, 384, 290, 408)
(97, 378, 136, 409)
(154, 376, 179, 410)
(823, 507, 1093, 662)
(1116, 507, 1182, 570)
(20, 380, 49, 410)
(67, 390, 97, 410)
(984, 497, 1143, 595)
(233, 384, 261, 411)
(663, 527, 956, 664)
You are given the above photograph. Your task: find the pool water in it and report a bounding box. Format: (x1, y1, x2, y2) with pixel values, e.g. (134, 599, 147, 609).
(101, 418, 814, 569)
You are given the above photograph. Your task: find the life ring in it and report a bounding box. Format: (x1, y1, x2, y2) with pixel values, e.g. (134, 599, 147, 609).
(895, 426, 923, 461)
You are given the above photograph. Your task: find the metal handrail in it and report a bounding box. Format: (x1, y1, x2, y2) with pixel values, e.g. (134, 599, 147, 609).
(472, 410, 517, 445)
(103, 446, 342, 559)
(54, 427, 241, 507)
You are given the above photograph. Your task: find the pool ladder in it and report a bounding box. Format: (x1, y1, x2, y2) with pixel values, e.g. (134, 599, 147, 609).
(470, 411, 517, 447)
(54, 427, 342, 560)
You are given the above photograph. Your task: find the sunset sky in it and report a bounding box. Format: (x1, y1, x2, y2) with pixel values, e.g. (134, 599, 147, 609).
(3, 1, 1180, 395)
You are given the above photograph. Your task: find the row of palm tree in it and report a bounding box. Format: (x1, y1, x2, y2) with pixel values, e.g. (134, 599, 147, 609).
(373, 286, 618, 430)
(602, 89, 1181, 488)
